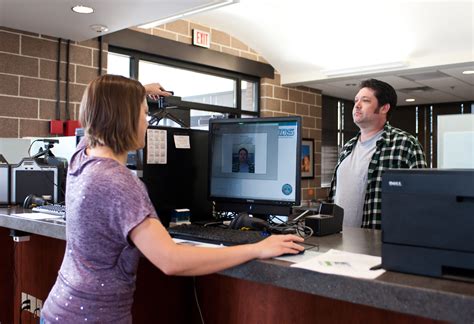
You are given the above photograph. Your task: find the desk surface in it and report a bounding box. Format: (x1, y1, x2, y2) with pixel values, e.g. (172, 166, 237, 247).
(1, 207, 473, 322)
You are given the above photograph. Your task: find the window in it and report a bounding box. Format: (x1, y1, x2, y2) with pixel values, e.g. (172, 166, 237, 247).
(241, 80, 258, 112)
(321, 96, 357, 187)
(107, 52, 131, 77)
(139, 60, 237, 108)
(107, 48, 260, 129)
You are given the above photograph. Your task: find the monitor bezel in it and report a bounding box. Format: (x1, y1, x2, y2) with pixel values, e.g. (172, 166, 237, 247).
(207, 116, 302, 216)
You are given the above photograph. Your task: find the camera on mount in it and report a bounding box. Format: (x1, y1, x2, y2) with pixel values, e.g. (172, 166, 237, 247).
(156, 92, 174, 109)
(36, 139, 59, 154)
(32, 139, 61, 164)
(147, 93, 189, 128)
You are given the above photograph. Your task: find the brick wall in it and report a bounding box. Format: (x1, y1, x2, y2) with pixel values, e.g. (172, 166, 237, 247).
(260, 75, 324, 201)
(0, 21, 323, 200)
(134, 20, 324, 200)
(0, 27, 106, 138)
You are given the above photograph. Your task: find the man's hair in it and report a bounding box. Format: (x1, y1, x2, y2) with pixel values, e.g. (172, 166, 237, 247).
(359, 79, 397, 119)
(79, 74, 146, 155)
(238, 148, 248, 155)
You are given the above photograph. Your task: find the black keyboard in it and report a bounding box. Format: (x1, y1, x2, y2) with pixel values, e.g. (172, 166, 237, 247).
(32, 204, 66, 218)
(168, 224, 270, 246)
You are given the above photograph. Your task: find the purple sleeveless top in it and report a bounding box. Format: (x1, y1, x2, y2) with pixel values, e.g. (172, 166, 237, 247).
(42, 140, 158, 323)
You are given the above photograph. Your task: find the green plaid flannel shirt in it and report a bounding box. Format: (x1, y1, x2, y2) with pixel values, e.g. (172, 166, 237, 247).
(328, 123, 427, 229)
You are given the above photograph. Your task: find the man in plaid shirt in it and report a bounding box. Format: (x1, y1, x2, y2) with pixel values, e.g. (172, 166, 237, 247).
(328, 79, 426, 229)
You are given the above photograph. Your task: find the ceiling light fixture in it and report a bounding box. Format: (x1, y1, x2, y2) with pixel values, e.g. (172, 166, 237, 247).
(462, 70, 474, 75)
(90, 24, 109, 33)
(72, 5, 94, 14)
(138, 0, 236, 29)
(405, 98, 416, 102)
(322, 61, 408, 77)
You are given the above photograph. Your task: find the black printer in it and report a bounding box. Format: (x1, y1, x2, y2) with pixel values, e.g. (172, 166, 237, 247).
(381, 169, 474, 282)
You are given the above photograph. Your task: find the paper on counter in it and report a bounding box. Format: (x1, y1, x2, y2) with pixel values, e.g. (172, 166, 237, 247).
(274, 249, 322, 263)
(291, 249, 385, 280)
(173, 238, 224, 248)
(12, 213, 63, 220)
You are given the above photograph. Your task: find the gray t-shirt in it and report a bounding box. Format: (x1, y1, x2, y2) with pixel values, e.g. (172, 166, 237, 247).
(42, 140, 157, 323)
(335, 130, 382, 227)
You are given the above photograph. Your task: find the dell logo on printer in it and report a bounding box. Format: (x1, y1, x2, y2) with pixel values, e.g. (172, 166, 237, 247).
(388, 181, 402, 187)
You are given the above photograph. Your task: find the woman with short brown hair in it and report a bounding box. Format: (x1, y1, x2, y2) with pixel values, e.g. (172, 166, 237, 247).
(41, 74, 303, 323)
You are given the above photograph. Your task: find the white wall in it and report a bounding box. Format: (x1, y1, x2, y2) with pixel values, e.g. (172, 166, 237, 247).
(437, 114, 474, 169)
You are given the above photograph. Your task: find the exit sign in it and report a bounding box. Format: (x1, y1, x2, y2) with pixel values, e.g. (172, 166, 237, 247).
(192, 29, 211, 48)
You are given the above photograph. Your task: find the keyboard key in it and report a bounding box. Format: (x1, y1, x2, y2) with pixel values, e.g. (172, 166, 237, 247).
(32, 204, 66, 218)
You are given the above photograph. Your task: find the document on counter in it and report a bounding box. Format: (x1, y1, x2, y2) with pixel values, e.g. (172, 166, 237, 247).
(291, 249, 385, 280)
(173, 238, 224, 248)
(274, 249, 322, 263)
(12, 213, 63, 220)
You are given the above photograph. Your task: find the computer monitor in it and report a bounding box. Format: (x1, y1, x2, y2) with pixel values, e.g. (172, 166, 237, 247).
(208, 116, 302, 218)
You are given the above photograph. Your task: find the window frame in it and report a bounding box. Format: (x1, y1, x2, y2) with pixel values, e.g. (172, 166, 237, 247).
(109, 46, 260, 118)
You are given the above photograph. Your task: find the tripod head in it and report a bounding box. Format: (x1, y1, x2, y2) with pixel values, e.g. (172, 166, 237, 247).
(147, 95, 189, 128)
(31, 139, 59, 159)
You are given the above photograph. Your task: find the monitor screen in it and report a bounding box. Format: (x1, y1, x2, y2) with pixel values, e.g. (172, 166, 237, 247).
(15, 170, 57, 204)
(208, 117, 301, 216)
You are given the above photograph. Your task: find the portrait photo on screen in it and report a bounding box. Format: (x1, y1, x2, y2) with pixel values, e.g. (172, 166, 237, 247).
(232, 145, 255, 173)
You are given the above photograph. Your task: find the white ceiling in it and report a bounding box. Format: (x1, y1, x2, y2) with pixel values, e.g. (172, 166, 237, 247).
(0, 0, 234, 41)
(190, 0, 474, 106)
(1, 0, 472, 106)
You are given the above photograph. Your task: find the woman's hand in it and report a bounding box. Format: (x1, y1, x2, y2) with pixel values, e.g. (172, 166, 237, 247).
(144, 83, 173, 100)
(254, 234, 305, 259)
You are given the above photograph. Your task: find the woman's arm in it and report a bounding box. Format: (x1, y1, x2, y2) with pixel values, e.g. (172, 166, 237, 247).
(130, 217, 304, 276)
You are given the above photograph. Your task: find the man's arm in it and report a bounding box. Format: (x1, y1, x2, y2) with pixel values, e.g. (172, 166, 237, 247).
(408, 139, 427, 168)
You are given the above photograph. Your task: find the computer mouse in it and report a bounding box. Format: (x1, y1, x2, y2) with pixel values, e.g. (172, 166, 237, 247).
(281, 247, 305, 257)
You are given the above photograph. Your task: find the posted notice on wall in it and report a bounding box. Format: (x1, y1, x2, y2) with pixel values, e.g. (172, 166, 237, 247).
(147, 129, 167, 164)
(174, 135, 191, 149)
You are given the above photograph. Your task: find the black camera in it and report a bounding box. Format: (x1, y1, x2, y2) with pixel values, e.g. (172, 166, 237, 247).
(147, 94, 189, 128)
(150, 91, 174, 109)
(157, 95, 172, 109)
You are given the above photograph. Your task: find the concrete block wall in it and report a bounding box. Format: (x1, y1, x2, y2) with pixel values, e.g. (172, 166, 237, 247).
(0, 20, 323, 200)
(0, 27, 106, 138)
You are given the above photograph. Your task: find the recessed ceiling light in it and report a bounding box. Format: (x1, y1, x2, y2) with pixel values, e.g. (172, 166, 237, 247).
(90, 24, 109, 33)
(72, 5, 94, 14)
(405, 98, 416, 102)
(462, 70, 474, 75)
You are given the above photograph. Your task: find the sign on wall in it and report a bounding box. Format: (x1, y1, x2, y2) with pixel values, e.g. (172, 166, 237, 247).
(192, 29, 211, 48)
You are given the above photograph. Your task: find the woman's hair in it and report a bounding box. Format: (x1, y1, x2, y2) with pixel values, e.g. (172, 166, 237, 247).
(79, 74, 146, 155)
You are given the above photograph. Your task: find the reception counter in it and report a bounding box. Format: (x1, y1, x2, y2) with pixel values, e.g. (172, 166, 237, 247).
(1, 207, 473, 323)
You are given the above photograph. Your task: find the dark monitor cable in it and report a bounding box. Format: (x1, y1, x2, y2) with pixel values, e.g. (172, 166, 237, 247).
(212, 210, 314, 238)
(27, 139, 42, 157)
(268, 212, 314, 238)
